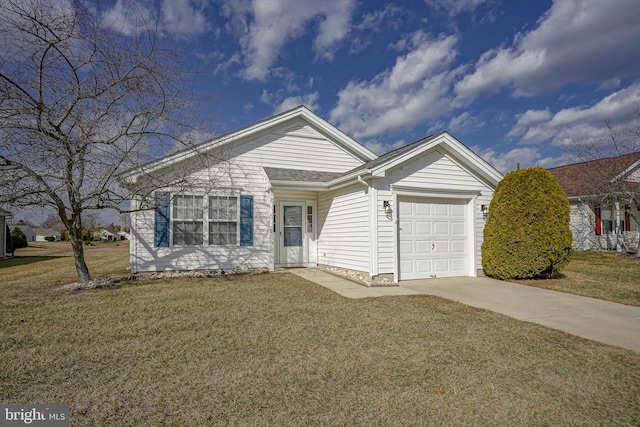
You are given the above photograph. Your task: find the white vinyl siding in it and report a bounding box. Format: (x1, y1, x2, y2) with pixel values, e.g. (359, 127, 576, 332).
(230, 120, 365, 173)
(317, 184, 370, 272)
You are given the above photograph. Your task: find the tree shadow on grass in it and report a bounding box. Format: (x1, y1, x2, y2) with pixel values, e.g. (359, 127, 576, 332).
(0, 256, 67, 269)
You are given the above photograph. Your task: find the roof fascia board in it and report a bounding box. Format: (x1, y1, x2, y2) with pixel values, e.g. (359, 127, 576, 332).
(268, 180, 329, 191)
(370, 132, 503, 185)
(610, 159, 640, 183)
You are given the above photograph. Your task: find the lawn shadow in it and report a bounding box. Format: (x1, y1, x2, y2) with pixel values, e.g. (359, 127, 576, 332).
(0, 256, 67, 269)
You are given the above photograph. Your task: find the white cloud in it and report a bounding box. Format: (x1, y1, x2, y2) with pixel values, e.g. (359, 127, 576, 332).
(424, 0, 488, 16)
(455, 0, 640, 102)
(473, 146, 556, 174)
(161, 0, 209, 36)
(272, 92, 320, 114)
(507, 84, 640, 147)
(221, 0, 357, 81)
(102, 0, 208, 37)
(330, 32, 461, 139)
(448, 112, 485, 134)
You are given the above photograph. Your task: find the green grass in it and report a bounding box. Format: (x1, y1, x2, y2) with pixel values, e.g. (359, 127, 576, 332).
(514, 251, 640, 306)
(1, 244, 639, 425)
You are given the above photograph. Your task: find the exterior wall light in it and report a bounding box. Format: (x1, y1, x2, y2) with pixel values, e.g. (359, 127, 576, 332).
(383, 200, 392, 214)
(481, 204, 489, 220)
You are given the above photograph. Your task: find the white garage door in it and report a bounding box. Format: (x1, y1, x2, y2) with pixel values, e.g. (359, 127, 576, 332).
(399, 198, 468, 280)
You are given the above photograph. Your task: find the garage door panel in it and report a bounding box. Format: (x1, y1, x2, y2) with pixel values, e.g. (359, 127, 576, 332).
(415, 202, 431, 215)
(399, 198, 468, 280)
(451, 258, 466, 272)
(450, 222, 465, 235)
(416, 259, 432, 274)
(399, 220, 413, 236)
(433, 258, 450, 273)
(434, 204, 448, 216)
(415, 221, 431, 234)
(434, 221, 449, 234)
(433, 240, 449, 253)
(415, 240, 431, 254)
(451, 240, 466, 253)
(450, 204, 466, 216)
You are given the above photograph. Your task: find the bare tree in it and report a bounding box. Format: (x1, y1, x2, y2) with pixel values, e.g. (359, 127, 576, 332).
(0, 0, 203, 282)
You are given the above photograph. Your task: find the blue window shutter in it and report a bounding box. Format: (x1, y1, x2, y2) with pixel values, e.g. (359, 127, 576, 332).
(240, 195, 254, 246)
(154, 192, 170, 247)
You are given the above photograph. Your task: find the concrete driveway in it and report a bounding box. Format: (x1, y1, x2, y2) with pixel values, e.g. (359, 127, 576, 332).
(291, 268, 640, 353)
(401, 276, 640, 352)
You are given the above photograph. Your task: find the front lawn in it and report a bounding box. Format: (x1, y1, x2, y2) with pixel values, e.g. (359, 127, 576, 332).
(514, 251, 640, 306)
(1, 267, 639, 425)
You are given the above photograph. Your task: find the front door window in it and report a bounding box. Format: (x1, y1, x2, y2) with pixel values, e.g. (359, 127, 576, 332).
(283, 205, 303, 247)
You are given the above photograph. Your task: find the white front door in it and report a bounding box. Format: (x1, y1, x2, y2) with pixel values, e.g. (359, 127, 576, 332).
(279, 202, 305, 265)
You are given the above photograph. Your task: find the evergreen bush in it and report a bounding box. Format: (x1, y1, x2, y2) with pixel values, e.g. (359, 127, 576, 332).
(482, 167, 573, 279)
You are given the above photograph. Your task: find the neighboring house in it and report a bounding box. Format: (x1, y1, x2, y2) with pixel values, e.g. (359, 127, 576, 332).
(117, 231, 131, 241)
(33, 227, 61, 242)
(119, 106, 502, 282)
(0, 209, 11, 258)
(96, 229, 117, 241)
(14, 225, 36, 242)
(548, 152, 640, 252)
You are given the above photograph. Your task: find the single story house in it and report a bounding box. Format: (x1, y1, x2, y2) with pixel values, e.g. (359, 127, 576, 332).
(96, 229, 117, 241)
(33, 227, 61, 242)
(117, 231, 131, 241)
(14, 225, 36, 242)
(548, 152, 640, 252)
(119, 106, 502, 283)
(0, 208, 11, 258)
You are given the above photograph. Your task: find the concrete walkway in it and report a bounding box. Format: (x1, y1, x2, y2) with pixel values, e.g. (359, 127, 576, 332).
(290, 268, 640, 353)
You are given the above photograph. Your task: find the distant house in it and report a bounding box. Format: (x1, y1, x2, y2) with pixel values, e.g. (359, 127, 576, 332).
(94, 228, 120, 242)
(548, 152, 640, 252)
(32, 227, 61, 242)
(0, 209, 11, 258)
(14, 225, 36, 242)
(117, 231, 130, 241)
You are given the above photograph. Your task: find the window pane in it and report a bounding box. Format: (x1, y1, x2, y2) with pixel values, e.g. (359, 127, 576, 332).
(284, 227, 302, 247)
(284, 206, 302, 226)
(209, 221, 237, 245)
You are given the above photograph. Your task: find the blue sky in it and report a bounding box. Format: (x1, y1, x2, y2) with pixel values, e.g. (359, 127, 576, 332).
(98, 0, 640, 173)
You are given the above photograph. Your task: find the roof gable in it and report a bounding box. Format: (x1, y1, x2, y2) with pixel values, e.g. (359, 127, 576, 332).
(120, 106, 377, 185)
(548, 151, 640, 197)
(335, 131, 503, 187)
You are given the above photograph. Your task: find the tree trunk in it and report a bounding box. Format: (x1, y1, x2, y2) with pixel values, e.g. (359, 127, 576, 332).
(69, 224, 92, 283)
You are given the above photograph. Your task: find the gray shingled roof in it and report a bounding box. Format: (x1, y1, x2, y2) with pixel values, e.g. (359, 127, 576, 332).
(264, 167, 343, 182)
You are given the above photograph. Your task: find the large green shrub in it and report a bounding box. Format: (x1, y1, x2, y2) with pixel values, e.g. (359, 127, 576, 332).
(482, 167, 573, 279)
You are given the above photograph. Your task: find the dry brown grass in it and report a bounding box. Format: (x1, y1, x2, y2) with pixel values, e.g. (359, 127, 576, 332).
(1, 264, 639, 424)
(1, 244, 639, 425)
(0, 241, 129, 303)
(514, 251, 640, 306)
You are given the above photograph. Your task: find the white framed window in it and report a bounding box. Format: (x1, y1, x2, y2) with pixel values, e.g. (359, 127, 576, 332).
(209, 196, 238, 245)
(173, 195, 203, 245)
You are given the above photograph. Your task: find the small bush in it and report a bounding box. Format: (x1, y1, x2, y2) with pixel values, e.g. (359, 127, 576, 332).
(482, 167, 573, 279)
(11, 227, 28, 250)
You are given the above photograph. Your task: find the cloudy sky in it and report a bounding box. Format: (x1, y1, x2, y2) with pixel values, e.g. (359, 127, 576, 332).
(98, 0, 640, 173)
